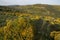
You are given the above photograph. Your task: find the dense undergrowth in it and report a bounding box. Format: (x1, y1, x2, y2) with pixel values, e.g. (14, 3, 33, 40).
(0, 13, 60, 40)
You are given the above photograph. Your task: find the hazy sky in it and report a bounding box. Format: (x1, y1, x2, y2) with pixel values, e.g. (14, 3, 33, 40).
(0, 0, 60, 5)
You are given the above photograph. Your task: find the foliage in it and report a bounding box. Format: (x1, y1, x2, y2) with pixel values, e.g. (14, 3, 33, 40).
(0, 4, 60, 40)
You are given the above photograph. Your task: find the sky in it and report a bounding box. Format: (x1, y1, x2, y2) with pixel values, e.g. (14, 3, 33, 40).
(0, 0, 60, 5)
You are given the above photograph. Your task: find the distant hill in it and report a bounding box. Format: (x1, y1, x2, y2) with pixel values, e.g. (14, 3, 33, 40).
(0, 4, 60, 18)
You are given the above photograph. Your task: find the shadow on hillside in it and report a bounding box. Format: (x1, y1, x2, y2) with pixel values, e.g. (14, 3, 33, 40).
(30, 18, 60, 40)
(31, 19, 43, 40)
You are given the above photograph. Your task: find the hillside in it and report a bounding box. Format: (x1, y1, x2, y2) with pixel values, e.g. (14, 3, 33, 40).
(0, 4, 60, 40)
(0, 4, 60, 17)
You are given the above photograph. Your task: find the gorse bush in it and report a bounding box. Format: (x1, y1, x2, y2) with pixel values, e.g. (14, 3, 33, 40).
(0, 16, 33, 40)
(0, 14, 60, 40)
(0, 5, 60, 40)
(50, 31, 60, 40)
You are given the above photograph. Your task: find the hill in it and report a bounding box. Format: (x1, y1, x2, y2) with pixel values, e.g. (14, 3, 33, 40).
(0, 4, 60, 17)
(0, 4, 60, 40)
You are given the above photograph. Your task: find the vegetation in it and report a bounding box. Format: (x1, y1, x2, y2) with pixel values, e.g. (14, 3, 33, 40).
(0, 4, 60, 40)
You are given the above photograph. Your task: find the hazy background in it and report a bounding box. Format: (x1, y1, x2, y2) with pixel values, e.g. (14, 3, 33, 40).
(0, 0, 60, 5)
